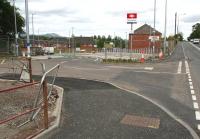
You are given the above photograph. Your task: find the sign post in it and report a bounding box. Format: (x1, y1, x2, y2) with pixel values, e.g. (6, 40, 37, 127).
(127, 13, 137, 58)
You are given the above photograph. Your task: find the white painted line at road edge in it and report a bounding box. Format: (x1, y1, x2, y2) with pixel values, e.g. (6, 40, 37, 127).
(192, 95, 197, 101)
(193, 102, 199, 109)
(191, 90, 195, 95)
(195, 111, 200, 120)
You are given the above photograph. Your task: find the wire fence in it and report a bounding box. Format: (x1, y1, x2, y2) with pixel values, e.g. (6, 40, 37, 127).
(0, 63, 60, 139)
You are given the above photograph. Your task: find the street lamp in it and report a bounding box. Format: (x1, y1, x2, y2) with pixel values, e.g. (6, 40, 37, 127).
(25, 0, 30, 57)
(32, 13, 35, 46)
(153, 0, 157, 54)
(163, 0, 168, 54)
(13, 0, 18, 56)
(177, 13, 186, 34)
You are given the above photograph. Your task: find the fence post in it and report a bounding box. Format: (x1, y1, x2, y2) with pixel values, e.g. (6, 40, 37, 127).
(43, 80, 48, 129)
(28, 57, 33, 83)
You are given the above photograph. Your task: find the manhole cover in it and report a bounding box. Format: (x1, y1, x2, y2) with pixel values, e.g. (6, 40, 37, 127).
(120, 114, 160, 129)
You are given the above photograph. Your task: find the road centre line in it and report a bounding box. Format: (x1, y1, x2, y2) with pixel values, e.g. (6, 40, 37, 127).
(189, 79, 192, 82)
(189, 82, 193, 86)
(177, 61, 182, 74)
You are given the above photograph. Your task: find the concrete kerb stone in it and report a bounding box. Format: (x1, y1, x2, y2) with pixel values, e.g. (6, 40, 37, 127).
(73, 77, 200, 139)
(33, 85, 64, 139)
(0, 78, 64, 139)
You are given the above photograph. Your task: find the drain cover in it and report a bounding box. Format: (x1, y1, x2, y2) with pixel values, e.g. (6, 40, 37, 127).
(120, 114, 160, 129)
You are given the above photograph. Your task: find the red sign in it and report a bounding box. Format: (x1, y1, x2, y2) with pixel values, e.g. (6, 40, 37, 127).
(127, 13, 137, 19)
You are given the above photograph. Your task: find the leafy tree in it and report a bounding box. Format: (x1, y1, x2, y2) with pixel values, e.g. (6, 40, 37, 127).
(0, 0, 24, 36)
(189, 23, 200, 40)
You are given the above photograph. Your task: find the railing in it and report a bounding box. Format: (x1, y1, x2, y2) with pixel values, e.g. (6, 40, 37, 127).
(0, 57, 33, 82)
(0, 63, 60, 138)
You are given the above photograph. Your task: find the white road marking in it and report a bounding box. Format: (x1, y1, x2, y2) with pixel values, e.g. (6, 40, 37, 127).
(195, 111, 200, 120)
(188, 75, 191, 79)
(1, 59, 5, 64)
(198, 125, 200, 130)
(144, 67, 154, 70)
(106, 66, 154, 71)
(190, 85, 194, 90)
(177, 61, 182, 74)
(189, 79, 192, 82)
(191, 90, 195, 95)
(192, 95, 197, 101)
(193, 102, 199, 109)
(189, 82, 193, 86)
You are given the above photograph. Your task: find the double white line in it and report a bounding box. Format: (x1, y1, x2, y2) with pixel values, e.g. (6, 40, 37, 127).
(177, 61, 182, 74)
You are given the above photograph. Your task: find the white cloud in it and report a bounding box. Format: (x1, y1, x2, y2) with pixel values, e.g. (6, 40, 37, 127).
(14, 0, 200, 39)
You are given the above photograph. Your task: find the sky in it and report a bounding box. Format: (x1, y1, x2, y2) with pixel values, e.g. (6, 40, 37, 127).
(13, 0, 200, 39)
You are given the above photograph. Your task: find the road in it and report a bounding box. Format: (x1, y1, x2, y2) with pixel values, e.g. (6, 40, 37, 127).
(29, 42, 200, 138)
(1, 42, 200, 138)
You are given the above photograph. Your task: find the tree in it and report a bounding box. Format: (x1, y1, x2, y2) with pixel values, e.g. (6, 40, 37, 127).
(189, 23, 200, 40)
(0, 0, 24, 36)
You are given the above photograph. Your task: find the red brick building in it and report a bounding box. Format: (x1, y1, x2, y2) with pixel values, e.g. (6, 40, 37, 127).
(129, 24, 162, 50)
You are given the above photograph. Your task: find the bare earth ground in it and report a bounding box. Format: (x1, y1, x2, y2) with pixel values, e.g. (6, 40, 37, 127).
(0, 80, 58, 139)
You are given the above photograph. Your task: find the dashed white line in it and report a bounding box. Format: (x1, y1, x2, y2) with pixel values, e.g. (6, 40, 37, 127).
(189, 82, 193, 86)
(189, 79, 192, 82)
(177, 61, 182, 74)
(190, 85, 194, 90)
(192, 95, 197, 101)
(191, 90, 195, 95)
(195, 111, 200, 120)
(193, 102, 199, 109)
(198, 125, 200, 130)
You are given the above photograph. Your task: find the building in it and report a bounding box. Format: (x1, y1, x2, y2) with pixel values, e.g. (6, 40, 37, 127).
(129, 24, 162, 50)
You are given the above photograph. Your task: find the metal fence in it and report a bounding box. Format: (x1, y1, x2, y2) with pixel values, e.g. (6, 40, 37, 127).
(0, 63, 60, 138)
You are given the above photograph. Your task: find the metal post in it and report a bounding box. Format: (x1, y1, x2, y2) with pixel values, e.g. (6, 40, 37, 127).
(175, 12, 177, 36)
(13, 0, 18, 56)
(28, 57, 33, 83)
(153, 0, 156, 54)
(163, 0, 167, 54)
(42, 80, 48, 129)
(25, 0, 30, 57)
(32, 13, 35, 46)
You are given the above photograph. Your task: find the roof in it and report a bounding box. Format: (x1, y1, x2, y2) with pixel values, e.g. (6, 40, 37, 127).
(134, 24, 162, 35)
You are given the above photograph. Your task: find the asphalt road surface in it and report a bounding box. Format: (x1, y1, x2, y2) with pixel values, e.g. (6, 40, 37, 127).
(1, 42, 200, 138)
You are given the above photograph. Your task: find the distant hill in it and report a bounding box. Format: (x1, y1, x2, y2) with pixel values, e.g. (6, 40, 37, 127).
(43, 33, 62, 38)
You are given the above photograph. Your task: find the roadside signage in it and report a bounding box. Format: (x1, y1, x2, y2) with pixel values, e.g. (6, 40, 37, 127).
(149, 36, 160, 41)
(127, 13, 137, 24)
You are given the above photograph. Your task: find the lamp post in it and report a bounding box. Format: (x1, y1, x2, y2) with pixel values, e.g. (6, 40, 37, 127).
(177, 13, 186, 34)
(25, 0, 30, 57)
(13, 0, 18, 56)
(163, 0, 168, 54)
(153, 0, 156, 54)
(32, 13, 35, 46)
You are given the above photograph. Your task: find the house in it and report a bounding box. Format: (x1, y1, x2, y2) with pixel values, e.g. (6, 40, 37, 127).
(129, 24, 162, 50)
